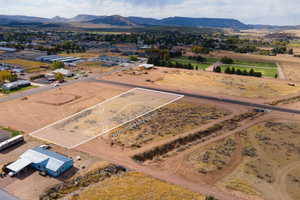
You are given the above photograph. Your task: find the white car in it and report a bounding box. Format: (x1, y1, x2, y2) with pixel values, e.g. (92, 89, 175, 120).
(8, 171, 16, 177)
(39, 145, 50, 149)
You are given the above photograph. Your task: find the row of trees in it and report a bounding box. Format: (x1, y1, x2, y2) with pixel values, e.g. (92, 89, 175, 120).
(0, 71, 17, 85)
(214, 66, 262, 77)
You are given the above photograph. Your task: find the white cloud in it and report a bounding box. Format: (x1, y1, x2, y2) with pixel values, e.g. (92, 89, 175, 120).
(0, 0, 299, 25)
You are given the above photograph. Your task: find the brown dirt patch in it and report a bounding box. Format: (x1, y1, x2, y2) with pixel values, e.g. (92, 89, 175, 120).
(35, 93, 81, 106)
(0, 81, 127, 133)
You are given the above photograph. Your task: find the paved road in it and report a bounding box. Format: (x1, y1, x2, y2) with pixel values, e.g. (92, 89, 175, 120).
(0, 189, 19, 200)
(92, 79, 300, 115)
(0, 65, 135, 103)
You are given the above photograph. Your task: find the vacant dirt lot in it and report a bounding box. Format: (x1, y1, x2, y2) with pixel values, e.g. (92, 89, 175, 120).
(102, 67, 300, 100)
(31, 88, 182, 148)
(69, 172, 205, 200)
(107, 99, 231, 149)
(0, 81, 128, 133)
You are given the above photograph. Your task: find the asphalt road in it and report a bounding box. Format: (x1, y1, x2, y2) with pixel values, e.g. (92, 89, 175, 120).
(0, 189, 19, 200)
(92, 79, 300, 115)
(0, 65, 134, 103)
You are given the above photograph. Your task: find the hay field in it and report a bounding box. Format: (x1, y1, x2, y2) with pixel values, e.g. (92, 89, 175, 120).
(1, 59, 49, 72)
(217, 121, 300, 200)
(31, 88, 182, 148)
(71, 172, 205, 200)
(109, 100, 231, 149)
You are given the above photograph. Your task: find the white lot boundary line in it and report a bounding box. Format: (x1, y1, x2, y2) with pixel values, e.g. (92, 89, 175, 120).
(71, 94, 184, 149)
(29, 87, 184, 149)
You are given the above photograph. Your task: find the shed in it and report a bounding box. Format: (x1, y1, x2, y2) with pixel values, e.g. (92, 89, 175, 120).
(7, 147, 73, 177)
(53, 68, 74, 77)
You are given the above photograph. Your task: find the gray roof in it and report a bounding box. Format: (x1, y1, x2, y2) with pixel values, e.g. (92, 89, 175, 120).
(0, 189, 19, 200)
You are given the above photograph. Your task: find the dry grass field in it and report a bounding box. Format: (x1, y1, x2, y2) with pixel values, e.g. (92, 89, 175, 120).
(70, 172, 205, 200)
(278, 61, 300, 81)
(1, 59, 49, 72)
(216, 121, 300, 200)
(77, 61, 119, 74)
(104, 67, 300, 100)
(108, 100, 231, 149)
(59, 52, 100, 58)
(283, 29, 300, 37)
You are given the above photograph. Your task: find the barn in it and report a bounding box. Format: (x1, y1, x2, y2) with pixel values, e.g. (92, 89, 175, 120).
(7, 147, 73, 177)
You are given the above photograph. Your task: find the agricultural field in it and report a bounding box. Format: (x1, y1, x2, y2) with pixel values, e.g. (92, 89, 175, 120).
(1, 59, 49, 73)
(170, 57, 217, 70)
(220, 64, 277, 78)
(103, 67, 300, 99)
(108, 99, 231, 149)
(69, 172, 205, 200)
(214, 121, 300, 200)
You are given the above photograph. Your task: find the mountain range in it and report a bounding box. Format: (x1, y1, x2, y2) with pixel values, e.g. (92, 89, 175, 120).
(0, 14, 297, 29)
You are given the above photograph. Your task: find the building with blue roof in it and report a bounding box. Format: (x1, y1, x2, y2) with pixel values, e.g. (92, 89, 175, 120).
(7, 147, 73, 177)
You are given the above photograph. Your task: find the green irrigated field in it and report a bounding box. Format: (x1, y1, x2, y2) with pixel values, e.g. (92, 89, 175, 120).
(220, 64, 277, 78)
(232, 59, 277, 68)
(170, 57, 214, 70)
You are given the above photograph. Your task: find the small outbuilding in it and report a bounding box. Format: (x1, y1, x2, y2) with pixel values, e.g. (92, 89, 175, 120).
(53, 68, 74, 77)
(7, 147, 73, 177)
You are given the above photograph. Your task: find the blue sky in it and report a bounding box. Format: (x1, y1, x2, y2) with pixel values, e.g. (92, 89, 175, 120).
(1, 0, 299, 25)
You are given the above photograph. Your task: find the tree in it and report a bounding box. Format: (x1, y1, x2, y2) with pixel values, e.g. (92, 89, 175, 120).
(220, 57, 234, 64)
(213, 66, 221, 73)
(51, 61, 65, 70)
(129, 55, 139, 62)
(288, 48, 294, 55)
(224, 67, 231, 74)
(0, 71, 17, 84)
(236, 69, 242, 75)
(206, 196, 218, 200)
(55, 73, 65, 83)
(249, 68, 255, 76)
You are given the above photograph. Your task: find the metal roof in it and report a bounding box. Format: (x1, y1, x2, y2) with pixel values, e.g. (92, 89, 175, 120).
(7, 147, 72, 173)
(0, 189, 19, 200)
(6, 158, 32, 173)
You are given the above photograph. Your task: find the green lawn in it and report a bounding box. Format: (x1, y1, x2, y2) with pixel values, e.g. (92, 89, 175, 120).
(220, 65, 277, 78)
(170, 57, 213, 70)
(232, 59, 277, 68)
(0, 126, 23, 137)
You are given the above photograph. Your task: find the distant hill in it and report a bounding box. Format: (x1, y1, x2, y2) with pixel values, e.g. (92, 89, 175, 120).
(0, 14, 298, 30)
(88, 15, 137, 26)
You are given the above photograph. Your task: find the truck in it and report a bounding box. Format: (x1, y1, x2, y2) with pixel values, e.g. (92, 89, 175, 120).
(0, 135, 24, 151)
